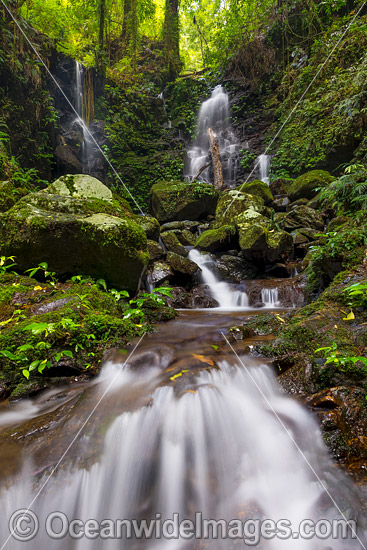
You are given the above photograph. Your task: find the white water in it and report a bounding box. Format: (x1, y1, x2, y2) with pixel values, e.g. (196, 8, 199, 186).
(262, 288, 280, 307)
(188, 249, 249, 308)
(75, 61, 94, 174)
(0, 359, 363, 549)
(185, 86, 240, 186)
(257, 153, 271, 184)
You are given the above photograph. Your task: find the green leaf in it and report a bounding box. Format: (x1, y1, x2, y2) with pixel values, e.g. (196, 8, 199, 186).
(17, 344, 34, 352)
(29, 360, 40, 371)
(22, 369, 30, 379)
(0, 350, 17, 360)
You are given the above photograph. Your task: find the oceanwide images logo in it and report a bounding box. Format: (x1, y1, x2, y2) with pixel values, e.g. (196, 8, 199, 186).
(8, 510, 358, 546)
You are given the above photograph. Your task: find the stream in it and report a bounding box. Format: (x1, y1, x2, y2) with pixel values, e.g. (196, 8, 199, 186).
(0, 261, 366, 549)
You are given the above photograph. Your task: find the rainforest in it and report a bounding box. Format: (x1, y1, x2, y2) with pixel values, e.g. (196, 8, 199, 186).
(0, 0, 367, 547)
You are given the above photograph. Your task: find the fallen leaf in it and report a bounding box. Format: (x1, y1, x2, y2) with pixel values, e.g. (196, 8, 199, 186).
(192, 354, 214, 366)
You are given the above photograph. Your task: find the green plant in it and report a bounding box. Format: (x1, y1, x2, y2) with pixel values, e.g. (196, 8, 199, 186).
(343, 281, 367, 309)
(315, 342, 367, 372)
(0, 256, 16, 275)
(26, 262, 58, 286)
(318, 165, 367, 212)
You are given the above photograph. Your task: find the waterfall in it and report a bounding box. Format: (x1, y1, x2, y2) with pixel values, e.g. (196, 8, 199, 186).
(185, 86, 240, 186)
(257, 153, 271, 184)
(74, 61, 93, 174)
(188, 249, 249, 309)
(0, 360, 363, 549)
(261, 287, 280, 307)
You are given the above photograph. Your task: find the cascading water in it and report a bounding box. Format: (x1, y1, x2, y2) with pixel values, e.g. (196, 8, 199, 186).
(74, 61, 94, 174)
(188, 249, 249, 308)
(261, 288, 280, 307)
(185, 86, 240, 186)
(257, 153, 271, 184)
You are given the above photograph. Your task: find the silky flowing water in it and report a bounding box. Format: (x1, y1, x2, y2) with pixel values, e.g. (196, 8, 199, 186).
(0, 299, 366, 549)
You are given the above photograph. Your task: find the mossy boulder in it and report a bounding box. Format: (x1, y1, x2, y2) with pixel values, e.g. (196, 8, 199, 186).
(133, 214, 160, 241)
(238, 222, 293, 264)
(176, 229, 197, 247)
(149, 180, 218, 223)
(215, 190, 265, 225)
(238, 180, 274, 205)
(166, 252, 199, 276)
(288, 170, 334, 201)
(0, 190, 148, 292)
(147, 240, 164, 261)
(235, 208, 270, 226)
(0, 181, 16, 212)
(161, 231, 188, 256)
(195, 225, 237, 253)
(47, 174, 114, 201)
(281, 205, 324, 232)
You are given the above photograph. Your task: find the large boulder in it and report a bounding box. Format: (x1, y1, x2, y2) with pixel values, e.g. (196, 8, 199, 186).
(160, 232, 188, 256)
(48, 174, 114, 201)
(195, 225, 237, 253)
(149, 181, 218, 223)
(0, 181, 29, 213)
(288, 170, 334, 201)
(0, 179, 148, 292)
(166, 252, 199, 276)
(215, 190, 265, 225)
(238, 221, 293, 264)
(281, 205, 324, 231)
(238, 180, 274, 205)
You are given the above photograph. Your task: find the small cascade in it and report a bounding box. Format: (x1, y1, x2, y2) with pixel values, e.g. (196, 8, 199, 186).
(261, 287, 280, 307)
(158, 91, 172, 129)
(185, 85, 240, 186)
(189, 249, 249, 309)
(257, 153, 271, 184)
(74, 61, 94, 174)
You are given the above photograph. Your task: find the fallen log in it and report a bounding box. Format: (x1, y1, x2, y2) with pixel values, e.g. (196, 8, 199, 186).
(208, 128, 223, 189)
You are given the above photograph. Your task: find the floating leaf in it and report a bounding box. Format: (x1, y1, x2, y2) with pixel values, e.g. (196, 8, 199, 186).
(192, 354, 214, 366)
(170, 369, 189, 381)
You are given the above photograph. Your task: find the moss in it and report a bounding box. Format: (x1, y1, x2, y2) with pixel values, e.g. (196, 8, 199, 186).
(238, 180, 274, 204)
(195, 225, 237, 253)
(215, 190, 264, 225)
(288, 170, 334, 201)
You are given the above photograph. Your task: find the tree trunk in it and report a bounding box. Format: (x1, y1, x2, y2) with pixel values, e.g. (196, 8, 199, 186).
(208, 128, 223, 189)
(122, 0, 138, 58)
(163, 0, 181, 79)
(98, 0, 106, 50)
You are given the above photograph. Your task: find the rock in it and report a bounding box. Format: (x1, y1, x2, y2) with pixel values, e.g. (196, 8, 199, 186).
(273, 196, 290, 212)
(134, 215, 160, 241)
(238, 180, 274, 205)
(289, 198, 309, 208)
(189, 285, 219, 308)
(160, 232, 188, 256)
(298, 227, 319, 240)
(216, 255, 258, 282)
(0, 181, 17, 212)
(270, 178, 292, 196)
(195, 225, 237, 253)
(215, 190, 264, 225)
(291, 230, 309, 246)
(238, 223, 294, 264)
(281, 205, 324, 231)
(148, 261, 173, 286)
(0, 187, 148, 292)
(166, 252, 199, 276)
(54, 145, 83, 172)
(235, 208, 269, 226)
(288, 170, 334, 201)
(327, 215, 349, 232)
(48, 174, 113, 201)
(147, 240, 164, 261)
(149, 180, 218, 223)
(176, 229, 197, 246)
(160, 221, 185, 232)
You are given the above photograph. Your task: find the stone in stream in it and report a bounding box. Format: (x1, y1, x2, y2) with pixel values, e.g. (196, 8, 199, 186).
(149, 180, 218, 223)
(148, 260, 173, 286)
(160, 231, 188, 256)
(216, 255, 258, 282)
(288, 169, 334, 201)
(166, 252, 199, 276)
(0, 175, 149, 292)
(195, 225, 237, 253)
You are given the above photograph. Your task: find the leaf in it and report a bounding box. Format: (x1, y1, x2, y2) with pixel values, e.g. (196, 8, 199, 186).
(63, 350, 73, 358)
(343, 310, 355, 321)
(0, 350, 17, 360)
(192, 354, 214, 366)
(29, 360, 40, 371)
(17, 344, 34, 352)
(170, 369, 189, 381)
(33, 285, 43, 291)
(22, 369, 30, 379)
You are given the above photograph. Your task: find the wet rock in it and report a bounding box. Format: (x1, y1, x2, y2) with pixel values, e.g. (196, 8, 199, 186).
(31, 297, 76, 315)
(288, 170, 334, 201)
(149, 181, 218, 223)
(147, 240, 164, 261)
(265, 263, 291, 278)
(160, 221, 185, 232)
(291, 230, 309, 246)
(327, 215, 349, 232)
(189, 285, 219, 308)
(195, 225, 237, 253)
(128, 345, 175, 370)
(238, 180, 274, 205)
(238, 222, 294, 265)
(54, 145, 82, 173)
(273, 196, 290, 212)
(160, 232, 188, 256)
(166, 252, 199, 276)
(270, 178, 291, 196)
(166, 287, 192, 308)
(216, 255, 257, 282)
(148, 261, 173, 286)
(176, 229, 197, 246)
(135, 215, 160, 241)
(281, 205, 324, 232)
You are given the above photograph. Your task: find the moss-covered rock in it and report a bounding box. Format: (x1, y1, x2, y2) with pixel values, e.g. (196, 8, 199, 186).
(0, 193, 148, 292)
(47, 174, 114, 201)
(147, 240, 164, 261)
(238, 180, 274, 205)
(148, 261, 173, 286)
(195, 225, 237, 253)
(161, 231, 188, 256)
(238, 222, 293, 264)
(176, 229, 197, 246)
(281, 205, 324, 232)
(288, 170, 334, 201)
(133, 214, 160, 241)
(166, 251, 199, 276)
(149, 180, 218, 223)
(215, 190, 265, 225)
(0, 181, 17, 212)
